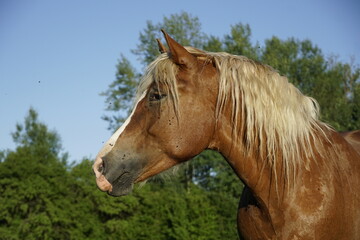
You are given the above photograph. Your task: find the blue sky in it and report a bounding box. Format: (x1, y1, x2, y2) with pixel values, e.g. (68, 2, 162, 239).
(1, 0, 359, 162)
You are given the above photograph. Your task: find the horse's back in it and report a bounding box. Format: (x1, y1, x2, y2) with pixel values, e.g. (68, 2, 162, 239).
(340, 130, 360, 155)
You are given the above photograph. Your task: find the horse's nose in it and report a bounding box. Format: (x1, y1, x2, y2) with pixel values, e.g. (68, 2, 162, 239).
(93, 156, 113, 192)
(93, 156, 103, 178)
(93, 158, 100, 176)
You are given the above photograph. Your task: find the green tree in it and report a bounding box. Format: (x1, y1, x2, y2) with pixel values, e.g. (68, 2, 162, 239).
(203, 35, 223, 52)
(224, 23, 260, 60)
(321, 58, 360, 130)
(68, 158, 145, 239)
(0, 108, 71, 239)
(133, 11, 205, 66)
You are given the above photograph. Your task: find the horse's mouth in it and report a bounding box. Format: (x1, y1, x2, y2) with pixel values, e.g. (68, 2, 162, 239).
(108, 171, 134, 197)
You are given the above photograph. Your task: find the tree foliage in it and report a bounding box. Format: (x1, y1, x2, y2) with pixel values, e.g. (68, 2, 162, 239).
(0, 108, 70, 239)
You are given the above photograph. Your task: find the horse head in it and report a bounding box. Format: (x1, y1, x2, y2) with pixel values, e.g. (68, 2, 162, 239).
(93, 30, 219, 196)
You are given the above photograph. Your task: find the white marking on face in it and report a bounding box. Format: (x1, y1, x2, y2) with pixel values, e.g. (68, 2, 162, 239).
(93, 91, 147, 178)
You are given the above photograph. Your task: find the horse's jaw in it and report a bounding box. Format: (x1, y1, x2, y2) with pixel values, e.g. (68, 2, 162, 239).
(107, 172, 135, 197)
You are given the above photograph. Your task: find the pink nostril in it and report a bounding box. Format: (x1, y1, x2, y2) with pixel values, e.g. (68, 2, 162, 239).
(98, 161, 104, 173)
(93, 157, 104, 178)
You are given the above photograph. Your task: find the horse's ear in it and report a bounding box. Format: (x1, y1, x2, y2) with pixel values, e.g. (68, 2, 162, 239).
(156, 39, 167, 53)
(161, 29, 197, 68)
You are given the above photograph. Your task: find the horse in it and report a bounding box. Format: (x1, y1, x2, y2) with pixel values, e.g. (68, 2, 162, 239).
(93, 30, 360, 240)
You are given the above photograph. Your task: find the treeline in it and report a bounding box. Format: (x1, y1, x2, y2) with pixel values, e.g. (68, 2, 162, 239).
(0, 109, 240, 239)
(1, 12, 359, 240)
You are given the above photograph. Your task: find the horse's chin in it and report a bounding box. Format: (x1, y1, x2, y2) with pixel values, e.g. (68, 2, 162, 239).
(108, 172, 135, 197)
(108, 184, 133, 197)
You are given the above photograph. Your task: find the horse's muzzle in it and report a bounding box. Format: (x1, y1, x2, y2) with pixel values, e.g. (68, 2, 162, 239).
(93, 154, 139, 197)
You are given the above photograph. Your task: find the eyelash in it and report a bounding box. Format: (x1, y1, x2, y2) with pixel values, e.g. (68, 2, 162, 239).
(149, 92, 166, 102)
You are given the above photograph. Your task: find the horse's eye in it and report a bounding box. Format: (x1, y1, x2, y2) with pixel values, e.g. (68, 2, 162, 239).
(149, 92, 166, 102)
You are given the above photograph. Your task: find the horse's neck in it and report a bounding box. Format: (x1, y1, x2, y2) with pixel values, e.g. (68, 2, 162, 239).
(210, 115, 331, 210)
(210, 117, 359, 208)
(209, 117, 280, 209)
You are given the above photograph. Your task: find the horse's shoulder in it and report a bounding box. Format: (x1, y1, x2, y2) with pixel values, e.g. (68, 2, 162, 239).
(340, 130, 360, 155)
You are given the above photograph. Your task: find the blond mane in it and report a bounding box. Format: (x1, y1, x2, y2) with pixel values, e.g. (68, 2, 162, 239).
(136, 48, 330, 183)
